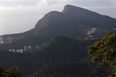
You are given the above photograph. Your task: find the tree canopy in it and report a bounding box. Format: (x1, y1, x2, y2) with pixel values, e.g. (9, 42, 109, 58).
(88, 32, 116, 76)
(0, 66, 22, 77)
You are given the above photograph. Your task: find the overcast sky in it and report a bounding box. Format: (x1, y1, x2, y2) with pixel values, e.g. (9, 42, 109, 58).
(0, 0, 116, 35)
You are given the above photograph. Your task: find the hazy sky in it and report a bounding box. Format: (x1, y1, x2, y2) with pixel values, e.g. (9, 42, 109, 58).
(0, 0, 116, 35)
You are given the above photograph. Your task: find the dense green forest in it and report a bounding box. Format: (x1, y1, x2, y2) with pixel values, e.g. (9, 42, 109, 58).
(0, 36, 102, 77)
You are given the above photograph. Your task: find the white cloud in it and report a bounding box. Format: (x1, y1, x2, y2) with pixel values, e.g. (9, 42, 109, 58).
(111, 0, 116, 5)
(18, 5, 23, 8)
(0, 0, 113, 7)
(0, 0, 38, 7)
(36, 0, 48, 6)
(0, 0, 71, 7)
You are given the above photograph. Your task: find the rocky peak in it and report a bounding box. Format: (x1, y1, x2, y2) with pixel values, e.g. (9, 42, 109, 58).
(34, 4, 116, 34)
(45, 11, 62, 19)
(62, 5, 83, 15)
(62, 5, 116, 29)
(62, 5, 101, 19)
(35, 11, 65, 28)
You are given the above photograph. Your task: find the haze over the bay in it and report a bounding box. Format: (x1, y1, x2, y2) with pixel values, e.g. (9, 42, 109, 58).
(0, 0, 116, 35)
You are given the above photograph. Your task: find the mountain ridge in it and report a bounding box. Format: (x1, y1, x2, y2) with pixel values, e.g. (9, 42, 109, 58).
(35, 4, 116, 29)
(1, 4, 116, 43)
(33, 5, 116, 40)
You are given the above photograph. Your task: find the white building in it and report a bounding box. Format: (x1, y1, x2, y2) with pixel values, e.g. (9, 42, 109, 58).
(36, 46, 39, 48)
(24, 46, 28, 51)
(28, 46, 32, 49)
(16, 49, 24, 53)
(0, 37, 3, 44)
(19, 49, 24, 53)
(24, 46, 32, 51)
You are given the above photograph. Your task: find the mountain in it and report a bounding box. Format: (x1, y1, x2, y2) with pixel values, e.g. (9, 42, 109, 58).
(33, 5, 116, 39)
(36, 5, 116, 29)
(2, 4, 116, 40)
(1, 4, 116, 50)
(62, 5, 116, 29)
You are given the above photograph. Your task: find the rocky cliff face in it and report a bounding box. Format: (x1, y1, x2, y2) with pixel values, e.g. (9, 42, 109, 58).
(62, 5, 116, 29)
(35, 11, 65, 28)
(34, 5, 116, 38)
(78, 25, 105, 35)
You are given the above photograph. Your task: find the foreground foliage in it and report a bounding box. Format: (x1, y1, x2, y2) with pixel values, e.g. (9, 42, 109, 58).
(88, 32, 116, 76)
(0, 66, 22, 77)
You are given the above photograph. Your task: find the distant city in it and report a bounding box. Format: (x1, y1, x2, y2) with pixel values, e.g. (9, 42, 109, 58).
(0, 36, 46, 53)
(0, 36, 22, 44)
(0, 35, 97, 45)
(0, 35, 97, 53)
(9, 45, 39, 53)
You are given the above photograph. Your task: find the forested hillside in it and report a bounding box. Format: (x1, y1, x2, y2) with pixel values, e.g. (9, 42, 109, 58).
(0, 36, 102, 77)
